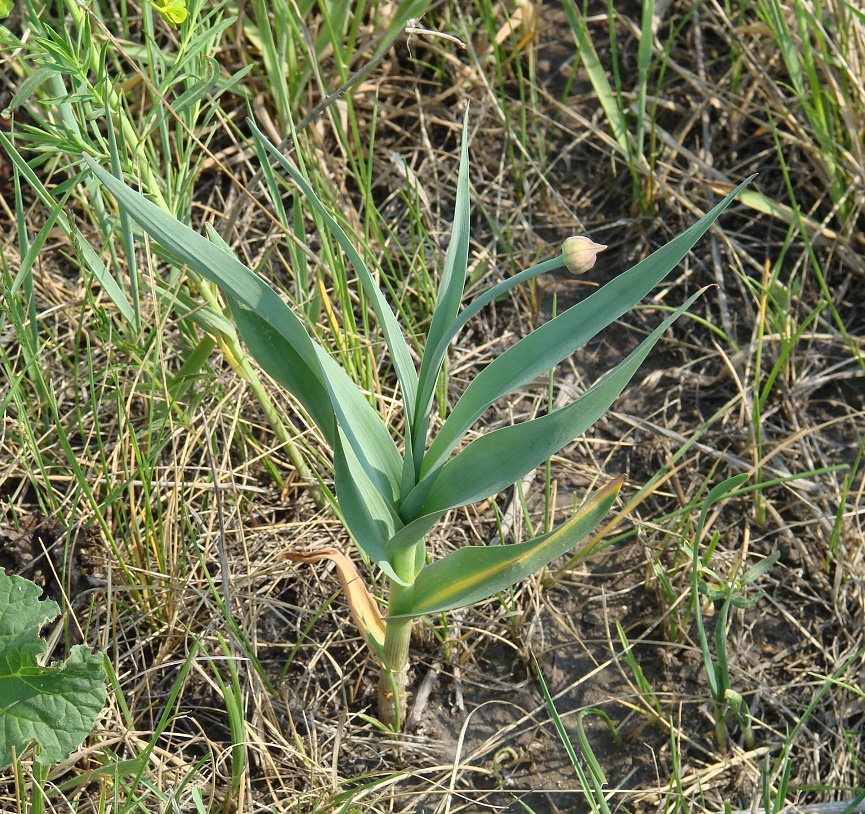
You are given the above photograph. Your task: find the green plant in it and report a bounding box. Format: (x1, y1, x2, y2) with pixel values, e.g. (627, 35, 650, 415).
(564, 0, 669, 213)
(1, 1, 425, 500)
(689, 475, 779, 751)
(535, 657, 619, 814)
(0, 570, 106, 771)
(81, 113, 749, 731)
(760, 651, 865, 813)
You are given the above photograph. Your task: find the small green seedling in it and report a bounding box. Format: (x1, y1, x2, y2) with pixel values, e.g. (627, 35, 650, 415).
(689, 474, 779, 750)
(0, 570, 106, 770)
(535, 657, 619, 814)
(83, 113, 749, 730)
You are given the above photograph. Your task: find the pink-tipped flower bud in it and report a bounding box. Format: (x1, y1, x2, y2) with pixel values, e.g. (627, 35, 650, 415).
(562, 235, 607, 274)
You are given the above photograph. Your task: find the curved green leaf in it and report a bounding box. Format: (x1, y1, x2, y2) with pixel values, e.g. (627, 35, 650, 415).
(392, 477, 622, 617)
(206, 225, 401, 499)
(334, 426, 407, 585)
(434, 255, 565, 356)
(410, 288, 706, 516)
(249, 121, 420, 430)
(421, 178, 753, 478)
(84, 156, 402, 501)
(317, 347, 402, 503)
(412, 108, 471, 457)
(228, 295, 337, 440)
(84, 155, 326, 382)
(386, 510, 444, 555)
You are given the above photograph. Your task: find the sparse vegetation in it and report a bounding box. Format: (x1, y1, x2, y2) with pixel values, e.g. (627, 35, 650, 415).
(1, 1, 863, 812)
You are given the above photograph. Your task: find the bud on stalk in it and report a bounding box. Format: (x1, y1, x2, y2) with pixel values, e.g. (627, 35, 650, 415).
(562, 235, 607, 274)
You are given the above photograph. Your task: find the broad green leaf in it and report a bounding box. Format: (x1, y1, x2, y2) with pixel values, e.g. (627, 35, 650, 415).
(334, 427, 407, 585)
(85, 157, 402, 500)
(0, 571, 106, 769)
(392, 477, 622, 617)
(227, 295, 337, 440)
(411, 288, 706, 516)
(412, 108, 471, 458)
(83, 156, 327, 384)
(249, 121, 420, 430)
(421, 179, 752, 478)
(386, 510, 444, 556)
(317, 347, 403, 502)
(203, 227, 402, 496)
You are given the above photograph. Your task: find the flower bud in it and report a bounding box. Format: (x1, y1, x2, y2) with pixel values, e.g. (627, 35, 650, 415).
(562, 235, 607, 274)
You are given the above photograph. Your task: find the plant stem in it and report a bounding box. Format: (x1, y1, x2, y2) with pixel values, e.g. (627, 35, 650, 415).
(377, 546, 419, 730)
(714, 703, 729, 752)
(378, 601, 412, 730)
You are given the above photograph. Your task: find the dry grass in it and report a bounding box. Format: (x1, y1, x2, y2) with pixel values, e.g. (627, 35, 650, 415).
(0, 1, 863, 812)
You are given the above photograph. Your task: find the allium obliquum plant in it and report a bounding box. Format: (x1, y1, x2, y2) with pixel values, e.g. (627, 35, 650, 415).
(83, 114, 748, 730)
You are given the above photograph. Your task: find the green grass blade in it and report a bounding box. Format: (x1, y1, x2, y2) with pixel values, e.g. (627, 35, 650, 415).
(535, 661, 612, 814)
(635, 0, 655, 163)
(564, 0, 631, 158)
(0, 133, 137, 327)
(691, 475, 748, 702)
(392, 477, 622, 617)
(421, 179, 753, 478)
(249, 120, 420, 428)
(412, 108, 471, 452)
(695, 475, 748, 544)
(415, 288, 706, 516)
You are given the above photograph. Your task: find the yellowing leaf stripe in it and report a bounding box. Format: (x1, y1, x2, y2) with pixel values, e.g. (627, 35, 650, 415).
(394, 476, 624, 618)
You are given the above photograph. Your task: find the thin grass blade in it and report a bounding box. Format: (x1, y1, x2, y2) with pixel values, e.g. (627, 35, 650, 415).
(75, 232, 138, 326)
(564, 0, 631, 159)
(535, 661, 610, 814)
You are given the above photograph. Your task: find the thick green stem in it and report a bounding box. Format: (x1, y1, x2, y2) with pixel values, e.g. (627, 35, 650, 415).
(378, 601, 412, 730)
(377, 546, 419, 730)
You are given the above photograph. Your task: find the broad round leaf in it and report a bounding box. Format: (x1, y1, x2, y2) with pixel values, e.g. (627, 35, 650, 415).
(0, 572, 106, 769)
